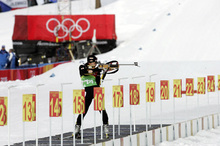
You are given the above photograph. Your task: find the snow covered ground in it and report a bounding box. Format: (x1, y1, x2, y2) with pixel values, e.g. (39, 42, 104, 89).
(1, 0, 220, 145)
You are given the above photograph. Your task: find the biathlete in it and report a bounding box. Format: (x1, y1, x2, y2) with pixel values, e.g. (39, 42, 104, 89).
(74, 55, 109, 138)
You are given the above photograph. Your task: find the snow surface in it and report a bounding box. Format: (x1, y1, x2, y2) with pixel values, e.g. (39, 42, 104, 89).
(1, 0, 220, 145)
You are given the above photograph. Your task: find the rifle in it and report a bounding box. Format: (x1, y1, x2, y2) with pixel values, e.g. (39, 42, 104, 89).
(97, 60, 139, 81)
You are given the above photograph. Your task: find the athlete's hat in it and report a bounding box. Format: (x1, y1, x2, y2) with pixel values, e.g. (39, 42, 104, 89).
(87, 55, 97, 63)
(2, 45, 5, 48)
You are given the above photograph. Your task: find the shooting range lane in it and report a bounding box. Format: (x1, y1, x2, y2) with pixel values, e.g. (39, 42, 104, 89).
(12, 124, 169, 145)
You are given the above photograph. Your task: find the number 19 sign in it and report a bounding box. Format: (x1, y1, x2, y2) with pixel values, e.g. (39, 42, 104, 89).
(0, 97, 7, 126)
(113, 85, 124, 107)
(146, 82, 155, 102)
(130, 84, 140, 105)
(73, 89, 85, 114)
(94, 87, 105, 111)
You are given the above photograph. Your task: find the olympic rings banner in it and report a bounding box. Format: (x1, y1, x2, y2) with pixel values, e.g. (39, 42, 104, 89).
(12, 15, 117, 42)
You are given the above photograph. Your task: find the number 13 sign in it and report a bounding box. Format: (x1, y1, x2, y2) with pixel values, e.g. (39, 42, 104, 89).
(23, 94, 36, 122)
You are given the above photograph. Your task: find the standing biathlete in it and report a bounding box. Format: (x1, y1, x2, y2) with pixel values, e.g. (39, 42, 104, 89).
(74, 55, 109, 138)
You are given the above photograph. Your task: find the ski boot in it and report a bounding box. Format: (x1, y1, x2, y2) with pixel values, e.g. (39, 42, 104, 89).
(103, 124, 109, 139)
(73, 124, 81, 139)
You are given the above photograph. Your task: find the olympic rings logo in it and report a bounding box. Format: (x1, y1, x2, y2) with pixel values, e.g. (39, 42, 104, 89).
(46, 18, 90, 39)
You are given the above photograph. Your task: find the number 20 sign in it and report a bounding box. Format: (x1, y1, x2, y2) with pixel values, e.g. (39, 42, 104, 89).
(0, 97, 7, 126)
(73, 89, 85, 114)
(113, 85, 124, 107)
(160, 80, 169, 100)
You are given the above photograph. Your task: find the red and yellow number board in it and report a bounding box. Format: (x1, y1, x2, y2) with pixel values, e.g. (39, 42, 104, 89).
(218, 75, 220, 91)
(146, 82, 155, 102)
(73, 89, 85, 114)
(129, 84, 140, 105)
(207, 75, 215, 92)
(23, 94, 36, 122)
(49, 91, 62, 117)
(197, 77, 206, 94)
(173, 79, 182, 98)
(0, 97, 7, 126)
(160, 80, 169, 100)
(113, 85, 124, 108)
(94, 87, 105, 111)
(186, 78, 194, 96)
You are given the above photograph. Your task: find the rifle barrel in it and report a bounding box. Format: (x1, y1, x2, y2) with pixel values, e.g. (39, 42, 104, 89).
(119, 62, 139, 67)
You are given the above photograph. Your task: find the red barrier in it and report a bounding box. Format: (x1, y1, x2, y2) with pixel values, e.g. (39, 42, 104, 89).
(0, 70, 10, 81)
(27, 68, 39, 79)
(0, 61, 68, 82)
